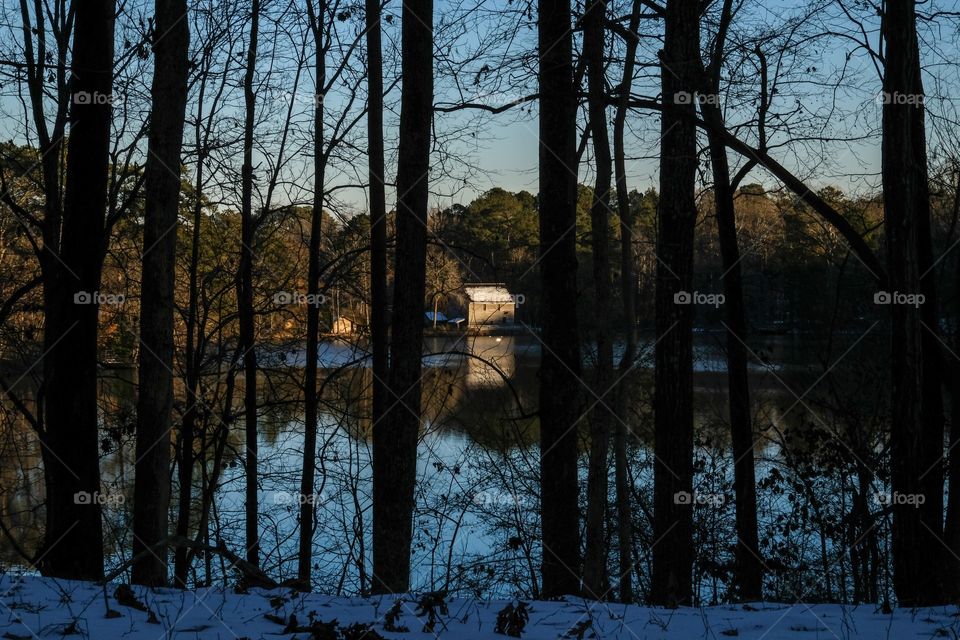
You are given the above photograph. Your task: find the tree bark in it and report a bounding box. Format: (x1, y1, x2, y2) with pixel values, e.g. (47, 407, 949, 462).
(38, 0, 115, 581)
(371, 0, 432, 594)
(132, 0, 190, 587)
(365, 0, 388, 593)
(366, 0, 389, 444)
(537, 0, 583, 599)
(238, 0, 261, 569)
(882, 0, 944, 606)
(698, 0, 762, 601)
(298, 0, 326, 585)
(582, 0, 613, 601)
(612, 0, 642, 604)
(947, 209, 960, 598)
(945, 167, 960, 599)
(706, 135, 763, 600)
(649, 0, 698, 607)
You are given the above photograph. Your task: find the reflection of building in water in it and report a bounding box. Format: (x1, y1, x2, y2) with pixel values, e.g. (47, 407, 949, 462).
(466, 336, 516, 387)
(464, 284, 515, 327)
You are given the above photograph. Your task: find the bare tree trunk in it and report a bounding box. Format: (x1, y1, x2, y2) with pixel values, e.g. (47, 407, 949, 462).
(582, 0, 612, 601)
(698, 0, 762, 601)
(650, 0, 698, 607)
(174, 41, 223, 586)
(298, 0, 326, 585)
(371, 0, 432, 594)
(174, 161, 203, 587)
(132, 0, 190, 587)
(882, 0, 943, 607)
(612, 0, 642, 604)
(946, 167, 960, 600)
(365, 0, 389, 592)
(366, 0, 388, 444)
(706, 136, 762, 599)
(238, 0, 261, 569)
(537, 0, 582, 599)
(38, 0, 115, 580)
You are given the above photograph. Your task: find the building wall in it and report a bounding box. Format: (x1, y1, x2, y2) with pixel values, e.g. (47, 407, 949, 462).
(331, 318, 355, 334)
(468, 301, 515, 326)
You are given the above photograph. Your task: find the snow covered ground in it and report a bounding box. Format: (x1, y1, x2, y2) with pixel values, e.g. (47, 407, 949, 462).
(1, 574, 958, 639)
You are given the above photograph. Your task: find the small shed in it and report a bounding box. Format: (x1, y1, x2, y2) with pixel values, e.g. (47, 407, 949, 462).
(464, 284, 515, 327)
(331, 316, 356, 334)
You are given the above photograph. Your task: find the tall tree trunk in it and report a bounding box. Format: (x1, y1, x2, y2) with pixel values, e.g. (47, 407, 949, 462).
(882, 0, 943, 607)
(132, 0, 190, 587)
(537, 0, 582, 599)
(38, 0, 114, 580)
(650, 0, 698, 607)
(366, 0, 388, 442)
(238, 0, 261, 569)
(706, 136, 762, 599)
(916, 107, 946, 605)
(174, 47, 220, 586)
(174, 158, 203, 587)
(371, 0, 432, 594)
(538, 0, 582, 598)
(698, 0, 762, 600)
(365, 0, 388, 593)
(945, 167, 960, 600)
(612, 0, 642, 604)
(298, 0, 326, 585)
(582, 0, 613, 601)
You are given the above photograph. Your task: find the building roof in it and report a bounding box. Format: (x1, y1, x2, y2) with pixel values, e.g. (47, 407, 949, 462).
(463, 283, 513, 303)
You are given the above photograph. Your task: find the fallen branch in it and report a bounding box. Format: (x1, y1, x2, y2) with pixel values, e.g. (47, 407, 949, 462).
(100, 535, 277, 589)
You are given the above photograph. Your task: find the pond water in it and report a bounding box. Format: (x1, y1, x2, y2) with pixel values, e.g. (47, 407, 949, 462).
(0, 331, 886, 597)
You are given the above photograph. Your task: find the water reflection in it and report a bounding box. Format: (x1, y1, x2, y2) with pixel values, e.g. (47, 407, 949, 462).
(0, 331, 881, 590)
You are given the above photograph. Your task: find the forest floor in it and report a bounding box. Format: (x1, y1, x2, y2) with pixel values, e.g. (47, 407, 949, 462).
(1, 573, 958, 639)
